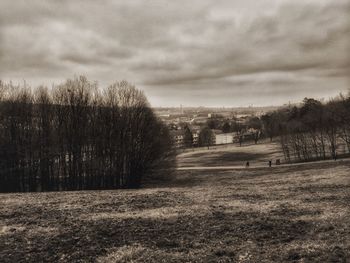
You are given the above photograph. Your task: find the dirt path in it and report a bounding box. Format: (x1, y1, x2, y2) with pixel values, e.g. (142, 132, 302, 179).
(177, 158, 348, 170)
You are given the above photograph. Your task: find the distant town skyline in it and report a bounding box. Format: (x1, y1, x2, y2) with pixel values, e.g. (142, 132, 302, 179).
(0, 0, 349, 107)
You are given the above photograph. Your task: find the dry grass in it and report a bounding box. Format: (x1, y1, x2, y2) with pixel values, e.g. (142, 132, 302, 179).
(177, 142, 284, 167)
(0, 160, 349, 262)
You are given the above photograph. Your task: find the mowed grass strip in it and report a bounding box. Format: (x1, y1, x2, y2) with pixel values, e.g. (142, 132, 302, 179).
(0, 161, 349, 262)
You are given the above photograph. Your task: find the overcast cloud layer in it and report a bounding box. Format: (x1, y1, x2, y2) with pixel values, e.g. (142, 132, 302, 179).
(1, 0, 349, 106)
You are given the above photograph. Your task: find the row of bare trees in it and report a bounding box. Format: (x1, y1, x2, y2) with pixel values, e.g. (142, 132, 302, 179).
(0, 77, 174, 192)
(261, 95, 350, 162)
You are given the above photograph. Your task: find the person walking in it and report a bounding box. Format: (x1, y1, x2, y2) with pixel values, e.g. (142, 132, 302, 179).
(245, 161, 250, 168)
(269, 160, 272, 167)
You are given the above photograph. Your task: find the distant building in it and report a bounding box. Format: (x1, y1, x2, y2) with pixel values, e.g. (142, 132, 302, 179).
(215, 133, 235, 145)
(170, 130, 184, 148)
(193, 132, 199, 146)
(190, 126, 201, 146)
(212, 130, 235, 145)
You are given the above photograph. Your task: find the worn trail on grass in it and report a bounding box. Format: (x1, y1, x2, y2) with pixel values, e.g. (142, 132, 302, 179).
(177, 158, 348, 170)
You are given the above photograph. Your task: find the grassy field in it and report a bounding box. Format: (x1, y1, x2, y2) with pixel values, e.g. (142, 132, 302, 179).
(177, 142, 284, 168)
(1, 160, 349, 262)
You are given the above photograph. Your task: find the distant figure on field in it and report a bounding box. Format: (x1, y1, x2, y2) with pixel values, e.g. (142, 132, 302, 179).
(269, 160, 272, 167)
(276, 159, 281, 165)
(245, 161, 250, 168)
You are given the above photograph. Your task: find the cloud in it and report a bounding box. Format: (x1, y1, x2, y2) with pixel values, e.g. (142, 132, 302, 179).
(0, 0, 349, 106)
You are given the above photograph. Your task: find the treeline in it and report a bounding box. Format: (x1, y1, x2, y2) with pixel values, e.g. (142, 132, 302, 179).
(0, 77, 174, 192)
(261, 95, 350, 162)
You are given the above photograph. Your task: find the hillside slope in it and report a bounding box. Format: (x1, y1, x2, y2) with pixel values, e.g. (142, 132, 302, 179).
(1, 161, 349, 262)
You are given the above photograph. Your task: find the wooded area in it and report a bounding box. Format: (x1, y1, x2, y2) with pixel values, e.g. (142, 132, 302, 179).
(261, 95, 350, 162)
(0, 77, 174, 192)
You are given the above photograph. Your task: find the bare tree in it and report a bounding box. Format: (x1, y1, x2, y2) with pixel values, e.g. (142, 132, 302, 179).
(263, 96, 350, 163)
(0, 77, 175, 192)
(198, 126, 215, 149)
(183, 125, 194, 148)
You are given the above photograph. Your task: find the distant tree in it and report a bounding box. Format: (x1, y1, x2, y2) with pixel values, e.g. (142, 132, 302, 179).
(183, 125, 193, 148)
(198, 126, 215, 149)
(206, 117, 222, 129)
(231, 121, 246, 146)
(261, 113, 279, 142)
(247, 117, 262, 144)
(323, 102, 339, 160)
(222, 122, 231, 133)
(299, 98, 326, 159)
(329, 94, 350, 153)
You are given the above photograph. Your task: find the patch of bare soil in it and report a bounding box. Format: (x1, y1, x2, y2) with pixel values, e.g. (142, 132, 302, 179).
(0, 161, 349, 262)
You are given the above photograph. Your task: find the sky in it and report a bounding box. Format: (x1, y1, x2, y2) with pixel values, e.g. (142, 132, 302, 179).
(0, 0, 349, 107)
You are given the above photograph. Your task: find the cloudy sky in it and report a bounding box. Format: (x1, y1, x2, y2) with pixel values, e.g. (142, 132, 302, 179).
(0, 0, 349, 107)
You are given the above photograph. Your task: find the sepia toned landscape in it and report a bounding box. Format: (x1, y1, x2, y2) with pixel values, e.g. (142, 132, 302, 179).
(1, 0, 350, 262)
